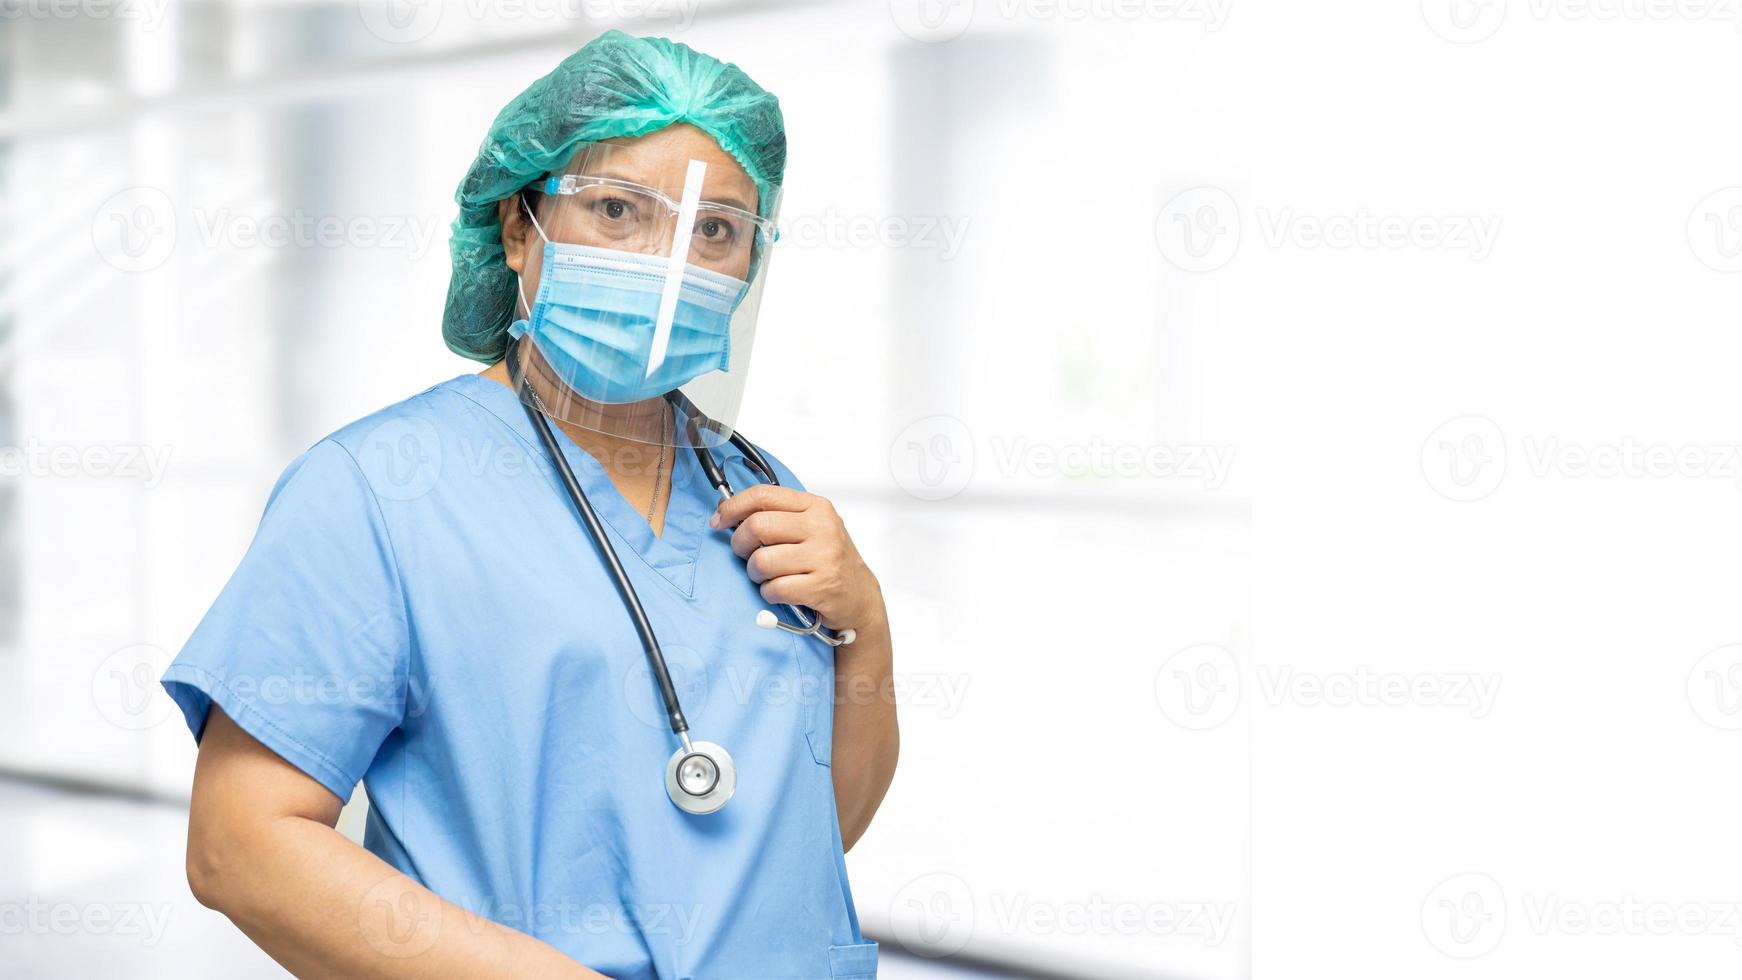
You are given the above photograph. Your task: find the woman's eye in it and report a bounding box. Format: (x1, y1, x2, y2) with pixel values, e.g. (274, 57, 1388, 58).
(596, 197, 635, 222)
(697, 217, 736, 243)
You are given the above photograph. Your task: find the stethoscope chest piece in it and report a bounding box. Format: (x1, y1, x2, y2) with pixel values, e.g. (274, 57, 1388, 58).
(666, 740, 736, 815)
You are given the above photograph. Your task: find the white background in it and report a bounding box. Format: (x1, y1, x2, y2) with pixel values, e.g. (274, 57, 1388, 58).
(2, 0, 1740, 977)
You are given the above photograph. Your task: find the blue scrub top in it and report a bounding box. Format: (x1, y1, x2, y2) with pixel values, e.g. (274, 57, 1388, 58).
(161, 374, 877, 980)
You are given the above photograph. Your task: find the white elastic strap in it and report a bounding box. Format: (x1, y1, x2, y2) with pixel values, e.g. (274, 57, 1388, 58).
(647, 159, 706, 379)
(516, 197, 551, 320)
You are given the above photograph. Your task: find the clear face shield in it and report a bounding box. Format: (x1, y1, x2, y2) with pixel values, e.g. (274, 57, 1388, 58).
(506, 140, 780, 449)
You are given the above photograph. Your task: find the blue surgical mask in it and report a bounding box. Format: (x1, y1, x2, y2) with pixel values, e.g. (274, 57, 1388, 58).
(510, 215, 748, 405)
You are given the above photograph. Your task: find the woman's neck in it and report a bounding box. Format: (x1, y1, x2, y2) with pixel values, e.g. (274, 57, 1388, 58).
(478, 360, 673, 533)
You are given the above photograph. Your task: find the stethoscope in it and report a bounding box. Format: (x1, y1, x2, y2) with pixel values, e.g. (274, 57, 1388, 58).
(512, 345, 853, 815)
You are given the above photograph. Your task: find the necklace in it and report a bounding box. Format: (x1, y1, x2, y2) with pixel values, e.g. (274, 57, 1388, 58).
(646, 407, 669, 526)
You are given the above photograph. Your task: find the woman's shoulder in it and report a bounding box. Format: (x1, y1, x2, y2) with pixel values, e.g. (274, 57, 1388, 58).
(323, 374, 505, 448)
(281, 374, 514, 505)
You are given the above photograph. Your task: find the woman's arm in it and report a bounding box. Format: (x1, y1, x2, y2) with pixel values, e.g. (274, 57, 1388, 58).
(187, 708, 605, 979)
(712, 485, 901, 851)
(828, 609, 900, 850)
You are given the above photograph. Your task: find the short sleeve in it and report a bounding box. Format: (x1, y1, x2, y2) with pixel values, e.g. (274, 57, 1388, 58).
(161, 439, 411, 801)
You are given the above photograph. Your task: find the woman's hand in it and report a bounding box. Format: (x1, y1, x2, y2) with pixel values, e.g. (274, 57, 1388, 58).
(188, 709, 608, 978)
(713, 484, 899, 849)
(711, 485, 885, 633)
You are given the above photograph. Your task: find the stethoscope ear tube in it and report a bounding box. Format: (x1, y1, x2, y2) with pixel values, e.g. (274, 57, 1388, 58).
(661, 393, 853, 648)
(724, 434, 855, 647)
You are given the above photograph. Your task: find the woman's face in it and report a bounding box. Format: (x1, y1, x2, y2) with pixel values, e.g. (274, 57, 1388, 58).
(500, 123, 762, 308)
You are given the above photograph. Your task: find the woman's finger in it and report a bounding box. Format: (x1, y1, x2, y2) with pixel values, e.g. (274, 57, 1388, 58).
(711, 483, 809, 530)
(730, 510, 810, 558)
(758, 572, 822, 609)
(744, 544, 814, 584)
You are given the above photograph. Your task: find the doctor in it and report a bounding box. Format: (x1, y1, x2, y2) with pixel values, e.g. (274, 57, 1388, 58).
(164, 31, 898, 979)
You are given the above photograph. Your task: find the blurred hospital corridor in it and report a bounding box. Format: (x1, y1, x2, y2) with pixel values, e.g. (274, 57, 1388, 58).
(7, 0, 1257, 977)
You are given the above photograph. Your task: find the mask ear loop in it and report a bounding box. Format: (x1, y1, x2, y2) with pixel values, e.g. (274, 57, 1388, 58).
(514, 193, 553, 321)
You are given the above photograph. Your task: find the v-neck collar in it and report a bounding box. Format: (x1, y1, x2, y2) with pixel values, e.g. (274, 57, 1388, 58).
(446, 373, 708, 598)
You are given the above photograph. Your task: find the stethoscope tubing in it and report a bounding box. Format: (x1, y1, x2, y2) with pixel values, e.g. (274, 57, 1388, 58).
(520, 381, 849, 747)
(666, 391, 853, 648)
(517, 363, 851, 812)
(523, 401, 692, 736)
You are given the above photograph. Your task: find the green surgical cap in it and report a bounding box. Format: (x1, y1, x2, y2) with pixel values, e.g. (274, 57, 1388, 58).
(442, 30, 786, 363)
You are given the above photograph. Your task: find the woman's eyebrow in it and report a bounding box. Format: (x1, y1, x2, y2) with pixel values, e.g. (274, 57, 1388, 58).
(586, 169, 657, 187)
(701, 194, 754, 212)
(583, 169, 754, 212)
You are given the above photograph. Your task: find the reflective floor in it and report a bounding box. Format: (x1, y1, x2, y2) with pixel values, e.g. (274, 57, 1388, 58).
(0, 778, 1023, 979)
